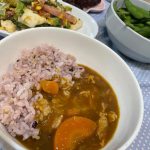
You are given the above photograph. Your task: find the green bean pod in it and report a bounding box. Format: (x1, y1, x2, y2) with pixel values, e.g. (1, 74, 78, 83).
(136, 26, 150, 38)
(130, 18, 138, 23)
(118, 9, 130, 15)
(134, 5, 150, 19)
(134, 26, 140, 31)
(113, 3, 117, 12)
(125, 0, 143, 19)
(124, 16, 135, 29)
(146, 21, 150, 26)
(134, 23, 145, 28)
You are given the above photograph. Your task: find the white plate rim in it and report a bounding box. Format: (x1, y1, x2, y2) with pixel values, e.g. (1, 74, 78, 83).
(0, 0, 98, 38)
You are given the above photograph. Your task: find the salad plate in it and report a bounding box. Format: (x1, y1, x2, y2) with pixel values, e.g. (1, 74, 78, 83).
(0, 0, 98, 38)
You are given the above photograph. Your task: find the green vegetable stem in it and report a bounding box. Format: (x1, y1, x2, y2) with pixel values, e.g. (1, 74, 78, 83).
(11, 18, 29, 29)
(20, 0, 33, 4)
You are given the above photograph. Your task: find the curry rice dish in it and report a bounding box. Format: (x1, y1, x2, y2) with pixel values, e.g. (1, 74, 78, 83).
(0, 43, 120, 150)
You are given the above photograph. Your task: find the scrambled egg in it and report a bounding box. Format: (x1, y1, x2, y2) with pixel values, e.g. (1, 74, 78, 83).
(0, 20, 17, 33)
(18, 8, 46, 28)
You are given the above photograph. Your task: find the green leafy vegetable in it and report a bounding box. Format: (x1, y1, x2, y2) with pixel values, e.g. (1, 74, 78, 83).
(8, 0, 25, 16)
(47, 17, 61, 26)
(0, 2, 10, 19)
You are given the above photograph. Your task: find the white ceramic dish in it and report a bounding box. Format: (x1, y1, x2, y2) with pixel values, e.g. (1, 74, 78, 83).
(105, 0, 150, 63)
(0, 27, 143, 150)
(0, 0, 98, 38)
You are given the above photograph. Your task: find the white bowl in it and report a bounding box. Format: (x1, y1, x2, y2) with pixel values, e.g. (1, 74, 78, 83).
(105, 0, 150, 63)
(0, 27, 143, 150)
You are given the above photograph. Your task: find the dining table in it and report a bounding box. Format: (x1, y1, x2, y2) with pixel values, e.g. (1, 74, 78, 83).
(0, 0, 150, 149)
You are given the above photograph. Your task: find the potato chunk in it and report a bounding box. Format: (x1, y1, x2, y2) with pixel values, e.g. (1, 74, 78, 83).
(1, 20, 17, 33)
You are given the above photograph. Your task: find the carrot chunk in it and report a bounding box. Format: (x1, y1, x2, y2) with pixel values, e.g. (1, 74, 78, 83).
(54, 116, 97, 150)
(40, 81, 59, 94)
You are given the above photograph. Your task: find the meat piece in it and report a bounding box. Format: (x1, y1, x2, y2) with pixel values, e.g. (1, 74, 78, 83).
(87, 75, 95, 84)
(107, 111, 117, 122)
(79, 91, 90, 98)
(39, 9, 50, 18)
(62, 11, 77, 24)
(60, 77, 74, 90)
(43, 4, 77, 24)
(52, 115, 63, 129)
(101, 103, 107, 112)
(97, 112, 108, 147)
(68, 108, 80, 116)
(61, 16, 67, 26)
(43, 4, 62, 17)
(5, 10, 15, 19)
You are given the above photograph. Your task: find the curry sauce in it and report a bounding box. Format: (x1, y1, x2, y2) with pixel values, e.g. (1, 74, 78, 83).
(16, 65, 120, 150)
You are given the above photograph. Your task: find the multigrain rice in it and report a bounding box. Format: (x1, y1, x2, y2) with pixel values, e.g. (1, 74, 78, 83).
(0, 43, 84, 140)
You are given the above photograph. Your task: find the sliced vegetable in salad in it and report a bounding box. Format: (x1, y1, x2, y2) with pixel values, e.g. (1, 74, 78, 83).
(0, 0, 83, 33)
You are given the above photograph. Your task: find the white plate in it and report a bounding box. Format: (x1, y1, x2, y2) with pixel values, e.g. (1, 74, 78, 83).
(0, 0, 98, 38)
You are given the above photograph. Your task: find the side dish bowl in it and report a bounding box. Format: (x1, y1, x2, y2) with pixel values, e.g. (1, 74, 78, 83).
(0, 27, 143, 150)
(105, 0, 150, 63)
(0, 0, 98, 38)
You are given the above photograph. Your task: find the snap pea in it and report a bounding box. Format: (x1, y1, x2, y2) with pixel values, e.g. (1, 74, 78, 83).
(113, 2, 117, 12)
(116, 12, 126, 20)
(125, 0, 150, 19)
(146, 21, 150, 26)
(136, 26, 150, 38)
(134, 23, 145, 28)
(124, 16, 134, 29)
(134, 26, 140, 31)
(118, 9, 130, 15)
(130, 18, 138, 23)
(134, 5, 150, 19)
(119, 8, 128, 11)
